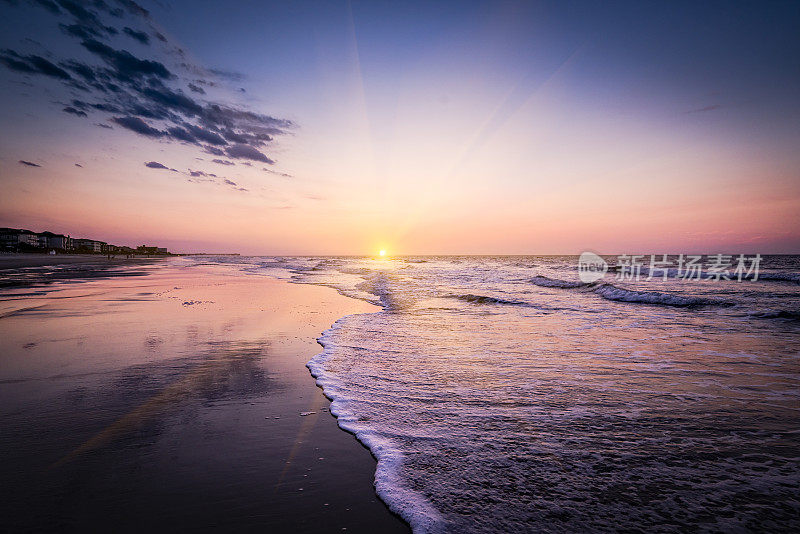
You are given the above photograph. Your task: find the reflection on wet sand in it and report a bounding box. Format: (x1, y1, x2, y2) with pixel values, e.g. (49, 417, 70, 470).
(54, 341, 271, 468)
(0, 260, 406, 533)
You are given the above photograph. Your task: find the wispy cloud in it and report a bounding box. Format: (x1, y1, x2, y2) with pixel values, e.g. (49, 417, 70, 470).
(685, 104, 722, 114)
(19, 160, 41, 167)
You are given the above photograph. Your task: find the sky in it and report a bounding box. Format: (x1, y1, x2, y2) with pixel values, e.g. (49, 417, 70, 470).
(0, 0, 798, 255)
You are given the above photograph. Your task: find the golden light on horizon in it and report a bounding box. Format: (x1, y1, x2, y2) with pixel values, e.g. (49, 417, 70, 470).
(379, 249, 387, 257)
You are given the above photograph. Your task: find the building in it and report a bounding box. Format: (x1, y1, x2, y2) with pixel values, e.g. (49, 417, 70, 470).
(0, 228, 39, 249)
(73, 238, 106, 253)
(38, 231, 72, 250)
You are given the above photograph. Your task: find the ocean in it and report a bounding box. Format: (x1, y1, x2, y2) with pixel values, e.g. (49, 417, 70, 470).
(195, 254, 800, 533)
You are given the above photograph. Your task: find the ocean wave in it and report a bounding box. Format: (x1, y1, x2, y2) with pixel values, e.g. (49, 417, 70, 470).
(757, 272, 800, 283)
(530, 275, 585, 289)
(748, 309, 800, 321)
(308, 321, 445, 534)
(592, 283, 726, 307)
(446, 293, 527, 306)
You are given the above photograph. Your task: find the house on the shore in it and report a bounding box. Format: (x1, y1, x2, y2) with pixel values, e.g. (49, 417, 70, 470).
(73, 238, 106, 253)
(1, 228, 40, 250)
(137, 245, 169, 255)
(38, 231, 72, 250)
(1, 227, 159, 255)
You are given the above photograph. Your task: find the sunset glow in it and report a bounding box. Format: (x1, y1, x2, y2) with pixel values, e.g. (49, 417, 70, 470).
(0, 1, 797, 254)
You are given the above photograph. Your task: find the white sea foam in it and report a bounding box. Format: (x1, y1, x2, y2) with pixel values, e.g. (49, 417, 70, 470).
(308, 319, 445, 534)
(591, 283, 723, 307)
(530, 275, 585, 288)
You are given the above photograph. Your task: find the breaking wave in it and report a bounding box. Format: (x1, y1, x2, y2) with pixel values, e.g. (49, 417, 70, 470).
(530, 275, 585, 289)
(446, 293, 528, 306)
(592, 283, 727, 307)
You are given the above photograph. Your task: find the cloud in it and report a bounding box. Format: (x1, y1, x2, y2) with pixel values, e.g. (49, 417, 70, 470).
(262, 167, 293, 178)
(207, 68, 245, 82)
(0, 0, 295, 174)
(142, 86, 202, 115)
(144, 161, 177, 171)
(96, 122, 112, 129)
(212, 159, 234, 166)
(19, 160, 41, 167)
(75, 163, 83, 167)
(81, 39, 172, 80)
(63, 105, 87, 117)
(203, 145, 225, 156)
(0, 50, 72, 79)
(224, 143, 275, 164)
(188, 169, 217, 178)
(55, 0, 118, 38)
(123, 26, 149, 45)
(144, 160, 168, 169)
(223, 179, 237, 186)
(111, 115, 163, 137)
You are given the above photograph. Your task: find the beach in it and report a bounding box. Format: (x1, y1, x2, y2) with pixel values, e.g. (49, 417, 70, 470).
(0, 256, 409, 532)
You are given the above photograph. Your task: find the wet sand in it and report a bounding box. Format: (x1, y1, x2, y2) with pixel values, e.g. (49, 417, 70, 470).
(0, 260, 409, 532)
(0, 253, 157, 269)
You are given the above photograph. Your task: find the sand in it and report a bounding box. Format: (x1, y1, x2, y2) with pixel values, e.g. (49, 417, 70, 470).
(0, 259, 409, 532)
(0, 253, 158, 269)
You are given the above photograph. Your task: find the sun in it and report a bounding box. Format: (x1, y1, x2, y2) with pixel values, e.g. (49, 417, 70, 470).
(379, 249, 387, 257)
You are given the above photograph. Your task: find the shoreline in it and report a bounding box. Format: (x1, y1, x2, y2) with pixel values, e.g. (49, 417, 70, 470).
(0, 252, 167, 271)
(0, 259, 410, 532)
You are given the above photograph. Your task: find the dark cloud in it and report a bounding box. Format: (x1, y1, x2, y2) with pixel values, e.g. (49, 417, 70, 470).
(165, 126, 195, 143)
(142, 86, 202, 116)
(183, 123, 226, 145)
(111, 115, 163, 137)
(57, 0, 118, 38)
(203, 145, 225, 156)
(188, 170, 217, 178)
(225, 143, 274, 164)
(59, 23, 104, 40)
(90, 102, 121, 112)
(223, 179, 237, 186)
(81, 39, 171, 80)
(0, 50, 72, 79)
(123, 26, 149, 45)
(0, 0, 295, 174)
(75, 163, 83, 167)
(19, 160, 41, 167)
(63, 105, 87, 117)
(144, 160, 179, 172)
(212, 159, 234, 166)
(61, 60, 97, 82)
(96, 122, 112, 128)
